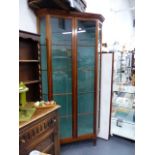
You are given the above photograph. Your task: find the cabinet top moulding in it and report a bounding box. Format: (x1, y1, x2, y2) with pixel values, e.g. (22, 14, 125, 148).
(19, 60, 39, 62)
(28, 0, 87, 12)
(35, 9, 105, 22)
(19, 30, 40, 41)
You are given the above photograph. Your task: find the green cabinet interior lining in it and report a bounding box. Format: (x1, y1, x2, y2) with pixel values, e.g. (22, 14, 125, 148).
(40, 15, 102, 141)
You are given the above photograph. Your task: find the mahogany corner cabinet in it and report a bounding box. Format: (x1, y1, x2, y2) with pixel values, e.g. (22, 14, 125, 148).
(36, 9, 104, 144)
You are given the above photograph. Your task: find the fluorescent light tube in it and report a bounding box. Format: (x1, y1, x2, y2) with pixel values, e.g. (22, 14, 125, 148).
(62, 31, 72, 34)
(62, 30, 86, 35)
(77, 30, 86, 33)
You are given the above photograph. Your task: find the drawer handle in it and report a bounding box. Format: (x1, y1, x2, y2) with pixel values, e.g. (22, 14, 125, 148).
(20, 139, 26, 144)
(53, 119, 56, 123)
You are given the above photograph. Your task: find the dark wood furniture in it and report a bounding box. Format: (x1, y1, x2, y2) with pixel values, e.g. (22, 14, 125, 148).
(36, 9, 104, 144)
(19, 104, 61, 155)
(19, 30, 42, 101)
(28, 0, 87, 12)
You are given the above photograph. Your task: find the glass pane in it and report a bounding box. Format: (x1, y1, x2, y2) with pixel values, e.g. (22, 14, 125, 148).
(77, 21, 96, 46)
(78, 69, 94, 92)
(78, 93, 94, 135)
(53, 70, 72, 94)
(40, 17, 46, 45)
(40, 17, 48, 102)
(53, 95, 72, 116)
(42, 94, 48, 101)
(77, 20, 96, 136)
(78, 93, 94, 113)
(53, 94, 72, 138)
(51, 18, 72, 45)
(78, 114, 94, 136)
(52, 45, 72, 71)
(52, 32, 72, 45)
(51, 17, 72, 139)
(41, 45, 47, 70)
(78, 47, 95, 68)
(60, 117, 72, 138)
(41, 71, 48, 94)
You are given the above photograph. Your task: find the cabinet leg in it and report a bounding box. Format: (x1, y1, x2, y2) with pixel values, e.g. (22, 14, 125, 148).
(93, 139, 97, 146)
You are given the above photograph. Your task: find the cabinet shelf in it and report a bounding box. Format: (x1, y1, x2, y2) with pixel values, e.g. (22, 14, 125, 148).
(52, 43, 95, 47)
(53, 92, 72, 96)
(111, 117, 135, 125)
(78, 91, 95, 94)
(24, 80, 40, 85)
(53, 56, 72, 59)
(19, 60, 39, 62)
(52, 68, 94, 72)
(78, 45, 95, 47)
(113, 90, 135, 94)
(112, 104, 134, 110)
(52, 43, 71, 46)
(78, 67, 94, 71)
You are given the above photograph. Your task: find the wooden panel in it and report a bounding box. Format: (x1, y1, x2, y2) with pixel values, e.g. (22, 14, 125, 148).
(19, 39, 38, 60)
(60, 133, 96, 144)
(46, 15, 53, 100)
(72, 18, 78, 138)
(35, 137, 54, 153)
(19, 63, 39, 82)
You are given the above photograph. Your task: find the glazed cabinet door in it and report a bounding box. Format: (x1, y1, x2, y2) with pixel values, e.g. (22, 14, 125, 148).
(40, 15, 102, 142)
(40, 16, 73, 140)
(76, 20, 97, 136)
(50, 17, 73, 139)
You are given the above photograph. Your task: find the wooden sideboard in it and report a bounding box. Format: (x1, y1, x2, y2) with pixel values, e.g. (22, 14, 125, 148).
(19, 104, 61, 155)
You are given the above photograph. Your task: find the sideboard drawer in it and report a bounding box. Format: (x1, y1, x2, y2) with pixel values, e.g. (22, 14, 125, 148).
(20, 112, 57, 137)
(19, 108, 60, 155)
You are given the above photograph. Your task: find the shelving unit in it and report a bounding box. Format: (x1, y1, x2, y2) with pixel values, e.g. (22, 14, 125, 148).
(19, 30, 42, 102)
(111, 51, 135, 140)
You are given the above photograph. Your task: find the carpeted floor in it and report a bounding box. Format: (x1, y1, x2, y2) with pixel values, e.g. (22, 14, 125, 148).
(61, 136, 135, 155)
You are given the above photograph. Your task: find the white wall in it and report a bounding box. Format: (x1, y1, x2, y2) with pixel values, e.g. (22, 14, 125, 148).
(86, 0, 134, 50)
(19, 0, 37, 33)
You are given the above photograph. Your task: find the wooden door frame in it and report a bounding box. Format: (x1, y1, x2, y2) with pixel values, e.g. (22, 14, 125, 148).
(108, 52, 114, 138)
(72, 17, 78, 139)
(97, 22, 103, 135)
